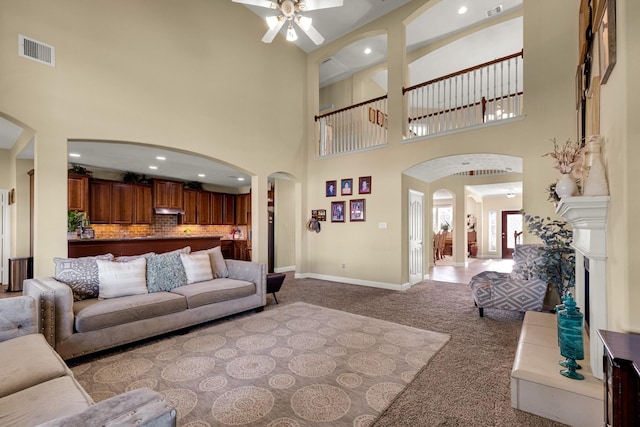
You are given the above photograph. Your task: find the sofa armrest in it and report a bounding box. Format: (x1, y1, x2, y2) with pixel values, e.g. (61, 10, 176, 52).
(23, 278, 76, 349)
(225, 260, 266, 304)
(0, 296, 37, 342)
(36, 388, 176, 427)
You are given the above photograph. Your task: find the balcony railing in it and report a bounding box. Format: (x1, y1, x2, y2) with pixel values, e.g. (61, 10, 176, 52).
(404, 50, 524, 139)
(315, 95, 387, 157)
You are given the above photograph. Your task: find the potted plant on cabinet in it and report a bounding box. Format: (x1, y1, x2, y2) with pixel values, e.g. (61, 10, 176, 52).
(68, 210, 85, 239)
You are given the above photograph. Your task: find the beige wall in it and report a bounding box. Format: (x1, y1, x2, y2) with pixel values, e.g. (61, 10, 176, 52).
(274, 177, 296, 271)
(0, 0, 307, 276)
(0, 149, 9, 186)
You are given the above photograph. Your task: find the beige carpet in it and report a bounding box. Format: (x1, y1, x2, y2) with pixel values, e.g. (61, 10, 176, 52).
(71, 302, 450, 426)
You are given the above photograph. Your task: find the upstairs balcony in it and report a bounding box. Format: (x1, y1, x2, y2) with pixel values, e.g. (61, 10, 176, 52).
(315, 51, 524, 157)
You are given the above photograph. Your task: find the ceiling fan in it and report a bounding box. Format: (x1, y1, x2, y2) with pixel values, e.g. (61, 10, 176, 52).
(232, 0, 344, 45)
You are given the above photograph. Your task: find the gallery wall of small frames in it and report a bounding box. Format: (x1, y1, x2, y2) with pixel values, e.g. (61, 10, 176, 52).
(314, 176, 371, 223)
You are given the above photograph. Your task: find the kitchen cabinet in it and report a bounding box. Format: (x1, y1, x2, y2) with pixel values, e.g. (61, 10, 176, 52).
(134, 184, 153, 224)
(68, 174, 89, 212)
(211, 193, 224, 225)
(236, 193, 251, 226)
(234, 240, 248, 261)
(220, 240, 233, 259)
(89, 179, 111, 224)
(182, 189, 198, 225)
(223, 194, 235, 225)
(110, 182, 135, 224)
(198, 191, 212, 225)
(597, 330, 640, 427)
(153, 179, 183, 210)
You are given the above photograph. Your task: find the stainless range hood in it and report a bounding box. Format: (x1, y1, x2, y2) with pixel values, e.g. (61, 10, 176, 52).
(154, 207, 185, 215)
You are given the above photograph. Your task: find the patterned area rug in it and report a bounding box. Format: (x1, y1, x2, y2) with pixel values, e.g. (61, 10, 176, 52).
(71, 302, 450, 426)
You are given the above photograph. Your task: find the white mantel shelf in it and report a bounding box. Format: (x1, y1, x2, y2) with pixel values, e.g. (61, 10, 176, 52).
(556, 196, 610, 229)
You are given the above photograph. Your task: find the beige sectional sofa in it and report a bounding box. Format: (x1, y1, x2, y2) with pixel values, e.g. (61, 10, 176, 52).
(24, 256, 266, 360)
(0, 296, 176, 427)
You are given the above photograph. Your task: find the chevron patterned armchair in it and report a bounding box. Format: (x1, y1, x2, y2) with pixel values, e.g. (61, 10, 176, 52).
(469, 244, 548, 317)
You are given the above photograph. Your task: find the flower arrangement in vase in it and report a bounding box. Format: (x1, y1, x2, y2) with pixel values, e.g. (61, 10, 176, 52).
(542, 138, 586, 198)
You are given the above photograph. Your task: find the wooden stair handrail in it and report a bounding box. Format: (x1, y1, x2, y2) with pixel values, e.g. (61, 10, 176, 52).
(315, 95, 388, 121)
(403, 49, 524, 94)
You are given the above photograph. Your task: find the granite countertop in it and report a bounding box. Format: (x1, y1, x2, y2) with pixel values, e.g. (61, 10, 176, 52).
(69, 235, 224, 243)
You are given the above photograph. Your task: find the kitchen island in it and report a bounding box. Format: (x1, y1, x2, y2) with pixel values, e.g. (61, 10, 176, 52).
(68, 236, 222, 258)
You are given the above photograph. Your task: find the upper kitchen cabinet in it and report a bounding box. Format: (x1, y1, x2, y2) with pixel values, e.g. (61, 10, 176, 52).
(134, 184, 153, 224)
(68, 174, 89, 212)
(182, 189, 198, 225)
(110, 182, 135, 224)
(223, 194, 236, 225)
(236, 193, 251, 226)
(89, 179, 111, 223)
(198, 191, 212, 225)
(153, 179, 183, 210)
(211, 193, 224, 225)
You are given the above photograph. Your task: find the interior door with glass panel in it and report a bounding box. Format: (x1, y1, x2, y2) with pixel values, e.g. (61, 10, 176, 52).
(501, 210, 522, 259)
(408, 190, 424, 284)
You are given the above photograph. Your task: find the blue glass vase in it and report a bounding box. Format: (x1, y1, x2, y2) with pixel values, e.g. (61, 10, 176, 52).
(557, 293, 584, 380)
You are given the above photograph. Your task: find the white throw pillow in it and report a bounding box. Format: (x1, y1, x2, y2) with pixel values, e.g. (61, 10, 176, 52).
(97, 258, 148, 299)
(193, 246, 228, 279)
(180, 252, 213, 284)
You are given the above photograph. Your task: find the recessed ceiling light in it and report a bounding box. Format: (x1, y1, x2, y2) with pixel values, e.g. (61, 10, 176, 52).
(458, 6, 468, 14)
(156, 156, 166, 161)
(198, 173, 205, 178)
(237, 177, 245, 181)
(149, 166, 158, 170)
(364, 47, 372, 55)
(69, 153, 81, 158)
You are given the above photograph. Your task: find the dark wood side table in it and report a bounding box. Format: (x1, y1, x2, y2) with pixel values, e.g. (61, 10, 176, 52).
(597, 329, 640, 426)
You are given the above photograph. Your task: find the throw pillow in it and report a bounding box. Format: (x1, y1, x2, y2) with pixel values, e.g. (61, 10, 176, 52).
(114, 252, 155, 262)
(180, 252, 213, 284)
(193, 246, 228, 278)
(97, 258, 148, 299)
(146, 252, 188, 292)
(54, 254, 115, 301)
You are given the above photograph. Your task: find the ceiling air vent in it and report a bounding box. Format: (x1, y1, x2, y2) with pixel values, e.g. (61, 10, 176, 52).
(18, 35, 55, 67)
(486, 5, 503, 18)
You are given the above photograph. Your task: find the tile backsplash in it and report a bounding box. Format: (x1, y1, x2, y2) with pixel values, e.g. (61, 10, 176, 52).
(92, 214, 247, 239)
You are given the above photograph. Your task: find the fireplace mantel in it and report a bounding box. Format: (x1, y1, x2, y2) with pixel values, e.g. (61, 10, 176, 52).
(557, 195, 610, 379)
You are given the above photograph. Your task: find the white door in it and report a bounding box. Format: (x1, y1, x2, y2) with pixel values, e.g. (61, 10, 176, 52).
(409, 190, 424, 284)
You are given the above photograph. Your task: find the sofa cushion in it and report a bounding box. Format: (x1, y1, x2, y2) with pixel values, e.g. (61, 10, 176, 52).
(180, 252, 213, 284)
(113, 252, 155, 262)
(0, 334, 71, 399)
(146, 253, 188, 292)
(97, 258, 148, 299)
(54, 254, 114, 301)
(170, 278, 256, 309)
(193, 246, 228, 278)
(74, 292, 188, 333)
(0, 376, 92, 427)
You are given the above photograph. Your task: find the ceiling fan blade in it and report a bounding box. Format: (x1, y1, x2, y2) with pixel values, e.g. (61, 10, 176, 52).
(296, 20, 325, 45)
(262, 19, 285, 43)
(232, 0, 278, 9)
(301, 0, 343, 11)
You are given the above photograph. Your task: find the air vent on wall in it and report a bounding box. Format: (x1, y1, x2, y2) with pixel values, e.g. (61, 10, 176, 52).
(486, 5, 503, 17)
(18, 35, 55, 67)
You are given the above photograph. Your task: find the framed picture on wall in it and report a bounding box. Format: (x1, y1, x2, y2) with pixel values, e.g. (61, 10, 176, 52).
(597, 0, 616, 84)
(331, 201, 345, 222)
(317, 209, 326, 222)
(358, 176, 371, 194)
(350, 199, 366, 222)
(326, 180, 337, 197)
(341, 178, 353, 195)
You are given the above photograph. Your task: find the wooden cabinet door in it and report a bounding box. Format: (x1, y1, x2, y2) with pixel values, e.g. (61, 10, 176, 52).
(223, 194, 236, 225)
(236, 193, 251, 225)
(134, 184, 152, 224)
(198, 191, 212, 225)
(211, 193, 224, 225)
(234, 240, 247, 260)
(68, 174, 89, 212)
(89, 179, 111, 224)
(168, 181, 183, 209)
(154, 179, 183, 209)
(111, 182, 134, 224)
(182, 189, 198, 225)
(220, 240, 233, 259)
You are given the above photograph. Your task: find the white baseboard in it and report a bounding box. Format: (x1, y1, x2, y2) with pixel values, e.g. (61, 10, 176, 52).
(294, 272, 413, 291)
(274, 266, 295, 273)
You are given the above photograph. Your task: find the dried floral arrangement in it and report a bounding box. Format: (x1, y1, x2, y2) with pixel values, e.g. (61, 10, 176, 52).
(542, 138, 586, 178)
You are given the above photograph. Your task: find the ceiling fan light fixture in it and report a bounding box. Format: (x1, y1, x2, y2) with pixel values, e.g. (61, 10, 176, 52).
(286, 24, 298, 41)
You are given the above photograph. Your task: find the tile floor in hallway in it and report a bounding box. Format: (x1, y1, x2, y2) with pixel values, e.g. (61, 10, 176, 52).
(428, 256, 513, 284)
